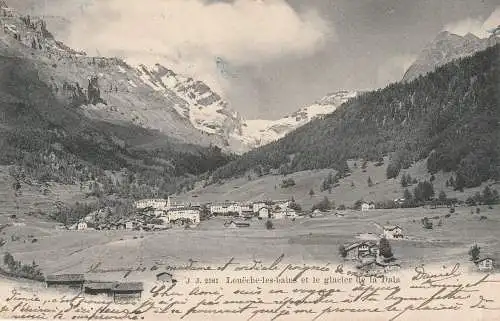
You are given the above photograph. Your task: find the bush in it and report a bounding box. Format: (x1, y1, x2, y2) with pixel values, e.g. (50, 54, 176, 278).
(2, 252, 43, 280)
(337, 204, 346, 210)
(386, 161, 401, 179)
(265, 220, 274, 230)
(338, 245, 347, 258)
(312, 196, 333, 212)
(289, 202, 302, 212)
(413, 181, 435, 202)
(280, 178, 296, 188)
(449, 208, 455, 214)
(476, 207, 481, 214)
(353, 199, 364, 210)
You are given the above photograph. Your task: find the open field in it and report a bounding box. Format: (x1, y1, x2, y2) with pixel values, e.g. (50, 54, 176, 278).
(0, 206, 498, 283)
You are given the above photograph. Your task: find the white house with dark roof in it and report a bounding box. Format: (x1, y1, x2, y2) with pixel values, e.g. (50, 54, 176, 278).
(383, 225, 403, 239)
(474, 257, 495, 272)
(77, 221, 88, 231)
(258, 207, 270, 219)
(345, 241, 379, 260)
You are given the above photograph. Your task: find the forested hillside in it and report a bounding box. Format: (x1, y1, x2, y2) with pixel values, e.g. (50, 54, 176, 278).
(0, 54, 232, 198)
(210, 45, 500, 189)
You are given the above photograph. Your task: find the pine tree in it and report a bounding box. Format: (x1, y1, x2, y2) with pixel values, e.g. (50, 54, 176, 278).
(454, 173, 465, 192)
(367, 176, 373, 187)
(468, 244, 480, 261)
(401, 174, 407, 187)
(379, 237, 393, 259)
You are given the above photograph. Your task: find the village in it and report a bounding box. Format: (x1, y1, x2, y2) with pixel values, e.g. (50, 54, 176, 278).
(65, 197, 306, 232)
(64, 197, 388, 232)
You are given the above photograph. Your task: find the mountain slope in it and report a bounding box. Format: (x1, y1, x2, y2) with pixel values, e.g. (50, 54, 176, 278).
(0, 4, 247, 151)
(403, 31, 499, 81)
(0, 5, 232, 197)
(209, 45, 500, 189)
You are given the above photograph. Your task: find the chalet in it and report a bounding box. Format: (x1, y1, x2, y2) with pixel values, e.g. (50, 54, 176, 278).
(345, 241, 379, 260)
(252, 202, 266, 213)
(258, 207, 270, 219)
(475, 258, 495, 272)
(383, 225, 403, 239)
(1, 7, 16, 18)
(156, 272, 176, 283)
(45, 274, 85, 290)
(112, 282, 143, 303)
(361, 202, 375, 211)
(124, 221, 134, 230)
(84, 282, 115, 296)
(77, 221, 88, 230)
(224, 221, 251, 228)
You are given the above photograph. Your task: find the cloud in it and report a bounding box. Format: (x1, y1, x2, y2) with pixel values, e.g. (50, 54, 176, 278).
(443, 6, 500, 38)
(377, 54, 416, 86)
(63, 0, 331, 94)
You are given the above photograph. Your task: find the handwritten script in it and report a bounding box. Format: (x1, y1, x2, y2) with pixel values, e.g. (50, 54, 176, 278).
(0, 257, 499, 321)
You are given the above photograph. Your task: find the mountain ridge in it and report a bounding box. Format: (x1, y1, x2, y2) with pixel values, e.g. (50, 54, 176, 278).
(403, 30, 499, 81)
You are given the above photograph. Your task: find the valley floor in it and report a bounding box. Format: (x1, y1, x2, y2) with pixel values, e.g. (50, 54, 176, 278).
(0, 206, 498, 283)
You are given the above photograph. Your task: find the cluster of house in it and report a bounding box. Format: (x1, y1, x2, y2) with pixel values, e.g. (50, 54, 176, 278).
(341, 225, 405, 271)
(68, 197, 201, 231)
(45, 274, 143, 303)
(44, 272, 176, 302)
(134, 197, 201, 224)
(209, 199, 298, 219)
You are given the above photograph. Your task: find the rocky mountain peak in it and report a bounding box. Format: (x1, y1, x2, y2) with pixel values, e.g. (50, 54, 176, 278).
(403, 31, 498, 82)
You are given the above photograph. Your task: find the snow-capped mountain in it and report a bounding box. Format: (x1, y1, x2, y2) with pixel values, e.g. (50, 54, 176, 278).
(0, 3, 356, 154)
(240, 91, 357, 148)
(403, 31, 499, 82)
(135, 64, 245, 148)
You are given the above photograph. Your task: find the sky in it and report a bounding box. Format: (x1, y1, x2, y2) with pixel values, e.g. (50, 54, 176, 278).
(7, 0, 500, 119)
